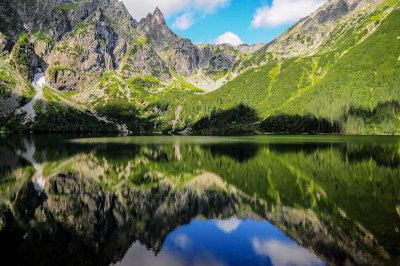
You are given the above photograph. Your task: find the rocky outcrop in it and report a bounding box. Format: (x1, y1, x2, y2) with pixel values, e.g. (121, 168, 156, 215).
(138, 8, 179, 52)
(119, 37, 171, 80)
(0, 0, 24, 51)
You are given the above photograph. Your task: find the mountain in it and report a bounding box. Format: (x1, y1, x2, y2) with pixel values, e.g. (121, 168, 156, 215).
(0, 0, 399, 134)
(175, 0, 400, 134)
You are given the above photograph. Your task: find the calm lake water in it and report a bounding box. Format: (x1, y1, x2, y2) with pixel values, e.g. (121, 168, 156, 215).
(0, 135, 399, 265)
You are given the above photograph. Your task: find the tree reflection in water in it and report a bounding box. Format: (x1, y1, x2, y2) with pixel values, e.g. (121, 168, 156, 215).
(0, 135, 399, 265)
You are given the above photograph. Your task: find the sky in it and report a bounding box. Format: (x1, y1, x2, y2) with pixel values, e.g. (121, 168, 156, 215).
(120, 0, 328, 46)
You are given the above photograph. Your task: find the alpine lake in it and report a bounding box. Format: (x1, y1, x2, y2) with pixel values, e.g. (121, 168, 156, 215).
(0, 134, 399, 266)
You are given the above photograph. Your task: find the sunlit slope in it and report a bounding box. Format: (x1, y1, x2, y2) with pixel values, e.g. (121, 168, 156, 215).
(178, 6, 400, 134)
(285, 8, 400, 133)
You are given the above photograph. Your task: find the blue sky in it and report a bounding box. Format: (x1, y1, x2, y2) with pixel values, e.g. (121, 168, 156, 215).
(121, 0, 327, 45)
(166, 0, 289, 45)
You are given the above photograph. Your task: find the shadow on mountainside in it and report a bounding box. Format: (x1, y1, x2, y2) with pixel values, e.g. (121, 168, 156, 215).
(201, 142, 261, 162)
(342, 100, 400, 134)
(339, 143, 400, 169)
(95, 101, 155, 133)
(191, 103, 260, 134)
(260, 114, 340, 134)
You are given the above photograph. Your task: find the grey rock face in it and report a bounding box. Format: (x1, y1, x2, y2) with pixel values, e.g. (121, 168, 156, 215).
(45, 9, 124, 90)
(138, 7, 179, 52)
(165, 39, 208, 75)
(0, 0, 173, 91)
(0, 0, 24, 48)
(0, 32, 9, 56)
(315, 0, 359, 24)
(0, 0, 262, 93)
(207, 47, 238, 71)
(119, 39, 171, 80)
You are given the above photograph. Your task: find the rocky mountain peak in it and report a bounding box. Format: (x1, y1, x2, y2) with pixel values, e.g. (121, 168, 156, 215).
(138, 8, 179, 51)
(153, 7, 165, 25)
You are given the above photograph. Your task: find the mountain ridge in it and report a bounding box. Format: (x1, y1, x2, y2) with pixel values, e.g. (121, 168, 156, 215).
(0, 0, 399, 134)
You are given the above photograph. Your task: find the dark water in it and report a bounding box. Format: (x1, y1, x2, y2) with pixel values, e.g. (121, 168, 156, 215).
(0, 135, 399, 266)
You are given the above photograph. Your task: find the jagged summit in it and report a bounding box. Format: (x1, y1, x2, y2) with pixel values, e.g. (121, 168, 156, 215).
(138, 8, 180, 51)
(153, 7, 164, 23)
(140, 7, 166, 25)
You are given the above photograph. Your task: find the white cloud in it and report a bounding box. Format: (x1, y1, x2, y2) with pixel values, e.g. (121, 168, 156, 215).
(173, 13, 195, 30)
(120, 0, 230, 20)
(251, 0, 327, 28)
(173, 234, 190, 249)
(214, 32, 243, 46)
(214, 217, 241, 233)
(252, 238, 323, 266)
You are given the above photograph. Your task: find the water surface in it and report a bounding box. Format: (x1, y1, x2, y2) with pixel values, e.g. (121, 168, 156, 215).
(0, 135, 399, 265)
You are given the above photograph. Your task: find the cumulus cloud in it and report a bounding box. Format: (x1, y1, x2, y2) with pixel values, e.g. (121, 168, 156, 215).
(173, 13, 194, 30)
(173, 234, 190, 249)
(252, 238, 323, 266)
(214, 217, 241, 233)
(120, 0, 230, 21)
(214, 32, 243, 46)
(251, 0, 327, 28)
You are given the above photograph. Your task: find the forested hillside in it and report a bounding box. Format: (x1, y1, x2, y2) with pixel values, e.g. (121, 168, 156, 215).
(169, 0, 400, 134)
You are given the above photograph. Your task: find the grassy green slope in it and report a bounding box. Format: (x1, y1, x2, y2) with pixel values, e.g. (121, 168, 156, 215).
(287, 8, 400, 134)
(174, 6, 400, 134)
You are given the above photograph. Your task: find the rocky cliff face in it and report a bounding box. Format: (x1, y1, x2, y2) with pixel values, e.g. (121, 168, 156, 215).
(138, 8, 245, 76)
(0, 0, 127, 86)
(0, 1, 256, 91)
(138, 8, 179, 52)
(0, 0, 172, 90)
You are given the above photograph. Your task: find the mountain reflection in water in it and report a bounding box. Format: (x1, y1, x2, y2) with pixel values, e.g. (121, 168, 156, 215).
(0, 135, 399, 266)
(117, 219, 323, 266)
